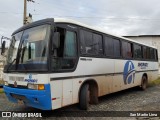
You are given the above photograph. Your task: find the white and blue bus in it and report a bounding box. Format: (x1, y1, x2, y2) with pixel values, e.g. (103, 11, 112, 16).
(2, 18, 159, 110)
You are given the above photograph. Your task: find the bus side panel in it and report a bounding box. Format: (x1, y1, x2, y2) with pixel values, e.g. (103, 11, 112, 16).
(112, 75, 124, 92)
(72, 78, 84, 104)
(152, 71, 159, 81)
(134, 72, 142, 86)
(114, 60, 130, 92)
(75, 57, 114, 97)
(62, 80, 73, 106)
(114, 60, 140, 92)
(72, 76, 113, 103)
(136, 61, 158, 83)
(76, 58, 114, 76)
(150, 62, 159, 82)
(50, 80, 62, 110)
(95, 76, 112, 97)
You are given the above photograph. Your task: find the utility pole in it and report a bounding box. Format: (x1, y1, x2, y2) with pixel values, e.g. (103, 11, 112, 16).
(23, 0, 35, 25)
(23, 0, 27, 25)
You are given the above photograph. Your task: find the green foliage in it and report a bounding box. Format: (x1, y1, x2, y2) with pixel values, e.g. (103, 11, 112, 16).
(148, 77, 160, 86)
(0, 88, 3, 94)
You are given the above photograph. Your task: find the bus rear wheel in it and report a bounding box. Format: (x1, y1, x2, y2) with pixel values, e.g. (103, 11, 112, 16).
(79, 84, 90, 110)
(141, 75, 148, 90)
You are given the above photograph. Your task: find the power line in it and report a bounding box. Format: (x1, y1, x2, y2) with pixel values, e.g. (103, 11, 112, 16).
(0, 11, 160, 21)
(0, 12, 23, 14)
(1, 11, 160, 23)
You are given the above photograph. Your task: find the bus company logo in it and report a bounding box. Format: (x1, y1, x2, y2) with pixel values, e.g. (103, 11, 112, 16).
(123, 61, 135, 85)
(24, 74, 38, 83)
(138, 62, 148, 69)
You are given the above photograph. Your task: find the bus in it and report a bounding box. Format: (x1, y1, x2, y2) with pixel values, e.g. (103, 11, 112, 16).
(2, 18, 159, 110)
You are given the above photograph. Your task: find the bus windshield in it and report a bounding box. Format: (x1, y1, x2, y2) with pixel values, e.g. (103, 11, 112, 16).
(5, 24, 50, 72)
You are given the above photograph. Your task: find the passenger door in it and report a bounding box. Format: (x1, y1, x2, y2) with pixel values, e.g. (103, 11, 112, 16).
(50, 24, 78, 108)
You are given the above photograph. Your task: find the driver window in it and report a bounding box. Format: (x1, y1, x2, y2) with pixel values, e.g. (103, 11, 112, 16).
(52, 27, 77, 71)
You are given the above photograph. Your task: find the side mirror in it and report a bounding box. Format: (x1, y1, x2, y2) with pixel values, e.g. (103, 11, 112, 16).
(52, 32, 60, 49)
(1, 41, 6, 55)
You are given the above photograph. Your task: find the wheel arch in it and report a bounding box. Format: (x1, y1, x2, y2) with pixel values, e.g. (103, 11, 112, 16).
(142, 73, 148, 81)
(78, 79, 99, 102)
(140, 73, 148, 90)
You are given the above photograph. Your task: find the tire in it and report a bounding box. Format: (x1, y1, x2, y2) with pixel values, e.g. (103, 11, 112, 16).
(79, 84, 90, 110)
(141, 76, 148, 90)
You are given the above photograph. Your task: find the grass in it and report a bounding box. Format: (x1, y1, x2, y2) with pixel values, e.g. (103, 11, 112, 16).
(148, 77, 160, 86)
(0, 88, 4, 93)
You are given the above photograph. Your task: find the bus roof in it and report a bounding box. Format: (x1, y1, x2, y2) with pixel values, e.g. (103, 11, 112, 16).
(12, 18, 54, 35)
(54, 18, 157, 49)
(12, 18, 156, 49)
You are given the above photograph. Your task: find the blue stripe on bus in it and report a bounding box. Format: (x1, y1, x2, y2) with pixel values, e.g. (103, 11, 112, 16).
(3, 84, 52, 110)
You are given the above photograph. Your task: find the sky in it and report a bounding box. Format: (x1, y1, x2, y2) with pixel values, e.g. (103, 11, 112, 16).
(0, 0, 160, 39)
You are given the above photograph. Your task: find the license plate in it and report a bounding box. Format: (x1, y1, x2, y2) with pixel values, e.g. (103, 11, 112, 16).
(18, 100, 24, 105)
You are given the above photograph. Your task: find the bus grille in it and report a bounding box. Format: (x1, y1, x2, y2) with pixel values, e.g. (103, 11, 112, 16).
(9, 76, 24, 82)
(8, 84, 28, 89)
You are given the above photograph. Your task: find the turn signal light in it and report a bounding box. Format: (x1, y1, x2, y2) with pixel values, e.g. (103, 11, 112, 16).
(38, 84, 45, 90)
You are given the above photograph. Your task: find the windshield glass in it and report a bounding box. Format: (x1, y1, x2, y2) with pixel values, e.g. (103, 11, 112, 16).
(7, 31, 22, 65)
(5, 24, 50, 72)
(5, 31, 23, 71)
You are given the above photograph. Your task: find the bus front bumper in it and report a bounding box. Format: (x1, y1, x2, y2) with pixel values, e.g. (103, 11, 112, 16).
(3, 84, 52, 110)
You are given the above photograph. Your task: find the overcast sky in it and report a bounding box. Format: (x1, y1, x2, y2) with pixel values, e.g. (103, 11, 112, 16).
(0, 0, 160, 38)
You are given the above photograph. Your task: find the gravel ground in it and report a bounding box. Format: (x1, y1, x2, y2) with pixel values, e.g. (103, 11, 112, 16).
(0, 85, 160, 120)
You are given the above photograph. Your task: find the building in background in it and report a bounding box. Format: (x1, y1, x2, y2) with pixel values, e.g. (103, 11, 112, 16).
(0, 49, 7, 86)
(0, 55, 5, 86)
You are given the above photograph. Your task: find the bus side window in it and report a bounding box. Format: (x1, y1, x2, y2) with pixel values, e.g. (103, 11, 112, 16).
(155, 49, 158, 61)
(104, 37, 121, 58)
(122, 41, 133, 59)
(134, 44, 142, 59)
(143, 46, 147, 59)
(64, 31, 77, 57)
(113, 39, 121, 57)
(150, 48, 154, 60)
(104, 36, 114, 57)
(80, 30, 92, 54)
(146, 47, 150, 60)
(80, 29, 103, 56)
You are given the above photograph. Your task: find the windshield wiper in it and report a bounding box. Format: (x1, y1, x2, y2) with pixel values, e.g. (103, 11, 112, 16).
(7, 58, 16, 72)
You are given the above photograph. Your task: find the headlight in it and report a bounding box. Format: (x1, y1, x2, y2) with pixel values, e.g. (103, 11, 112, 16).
(4, 81, 8, 86)
(28, 84, 38, 90)
(27, 84, 45, 90)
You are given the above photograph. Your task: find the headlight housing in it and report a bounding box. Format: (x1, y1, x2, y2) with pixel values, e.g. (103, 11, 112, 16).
(27, 84, 45, 90)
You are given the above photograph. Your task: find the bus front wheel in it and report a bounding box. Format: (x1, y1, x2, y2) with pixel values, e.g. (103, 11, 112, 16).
(79, 84, 90, 110)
